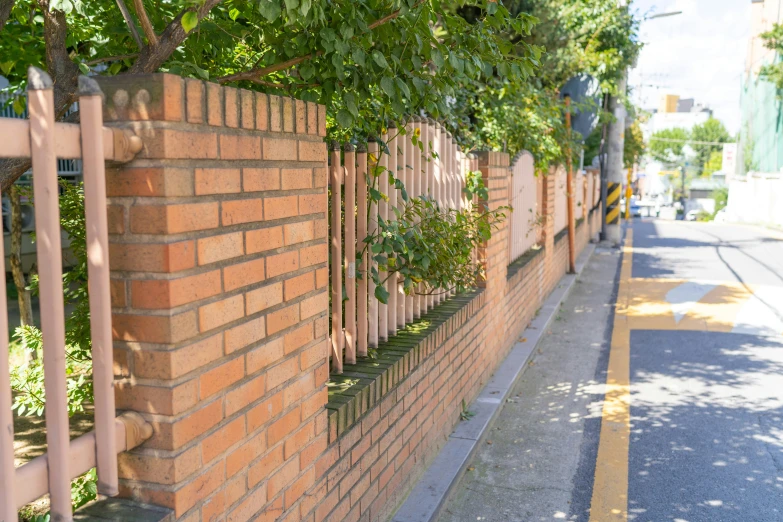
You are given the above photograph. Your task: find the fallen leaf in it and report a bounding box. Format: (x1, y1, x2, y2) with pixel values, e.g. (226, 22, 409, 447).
(486, 440, 493, 445)
(467, 466, 475, 471)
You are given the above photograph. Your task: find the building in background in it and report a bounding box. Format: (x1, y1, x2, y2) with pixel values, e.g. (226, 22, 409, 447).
(643, 93, 713, 137)
(739, 0, 783, 175)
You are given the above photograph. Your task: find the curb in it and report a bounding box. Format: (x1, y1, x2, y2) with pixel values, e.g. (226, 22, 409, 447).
(391, 242, 598, 522)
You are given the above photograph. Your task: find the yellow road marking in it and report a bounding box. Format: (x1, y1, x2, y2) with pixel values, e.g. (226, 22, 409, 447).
(589, 238, 767, 521)
(589, 229, 632, 522)
(622, 279, 754, 332)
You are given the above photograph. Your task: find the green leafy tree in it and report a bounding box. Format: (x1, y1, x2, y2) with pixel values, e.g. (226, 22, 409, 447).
(0, 0, 539, 190)
(507, 0, 640, 93)
(649, 127, 689, 166)
(711, 186, 729, 216)
(702, 150, 723, 177)
(690, 118, 731, 173)
(759, 23, 783, 92)
(624, 120, 645, 168)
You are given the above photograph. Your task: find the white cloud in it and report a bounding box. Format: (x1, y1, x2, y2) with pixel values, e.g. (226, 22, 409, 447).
(629, 0, 750, 134)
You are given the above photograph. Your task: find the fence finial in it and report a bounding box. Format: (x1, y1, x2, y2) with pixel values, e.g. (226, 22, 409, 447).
(344, 143, 355, 152)
(329, 141, 341, 151)
(78, 75, 104, 98)
(27, 66, 53, 90)
(356, 142, 367, 153)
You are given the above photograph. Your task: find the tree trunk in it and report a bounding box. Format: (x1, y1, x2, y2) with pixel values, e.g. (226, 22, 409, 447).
(0, 0, 14, 32)
(9, 185, 35, 360)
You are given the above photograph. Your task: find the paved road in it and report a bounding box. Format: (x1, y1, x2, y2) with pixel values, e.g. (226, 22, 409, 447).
(438, 220, 783, 522)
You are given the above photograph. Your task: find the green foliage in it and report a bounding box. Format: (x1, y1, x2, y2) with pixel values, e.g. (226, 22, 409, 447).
(71, 468, 99, 510)
(507, 0, 640, 93)
(712, 186, 729, 215)
(10, 181, 93, 418)
(759, 23, 783, 92)
(690, 118, 732, 173)
(0, 0, 541, 140)
(649, 127, 689, 165)
(459, 398, 475, 421)
(459, 82, 572, 168)
(359, 150, 507, 303)
(703, 150, 723, 177)
(624, 120, 645, 168)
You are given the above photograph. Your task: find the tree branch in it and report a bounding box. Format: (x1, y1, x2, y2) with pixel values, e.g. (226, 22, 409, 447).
(217, 0, 427, 84)
(0, 0, 224, 192)
(84, 53, 139, 66)
(114, 0, 143, 49)
(0, 0, 15, 32)
(129, 0, 222, 74)
(132, 0, 158, 46)
(0, 0, 80, 191)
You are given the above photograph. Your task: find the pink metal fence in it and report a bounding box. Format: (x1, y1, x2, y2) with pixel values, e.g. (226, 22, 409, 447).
(554, 165, 568, 234)
(0, 67, 152, 521)
(329, 118, 476, 373)
(508, 151, 540, 263)
(575, 171, 585, 219)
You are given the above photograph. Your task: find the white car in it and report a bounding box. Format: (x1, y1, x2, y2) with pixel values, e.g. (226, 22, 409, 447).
(685, 210, 700, 221)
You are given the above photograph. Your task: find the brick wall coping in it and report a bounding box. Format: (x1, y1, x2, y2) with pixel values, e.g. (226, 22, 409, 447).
(506, 245, 544, 281)
(325, 289, 485, 442)
(75, 498, 173, 521)
(554, 226, 570, 244)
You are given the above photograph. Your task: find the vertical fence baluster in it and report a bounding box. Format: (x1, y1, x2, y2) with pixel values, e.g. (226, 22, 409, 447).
(437, 125, 444, 301)
(378, 134, 389, 341)
(413, 117, 423, 319)
(449, 136, 456, 296)
(421, 119, 430, 315)
(368, 140, 379, 348)
(330, 143, 344, 373)
(387, 130, 397, 337)
(0, 185, 14, 522)
(448, 134, 455, 211)
(427, 120, 436, 310)
(78, 76, 119, 496)
(396, 127, 406, 329)
(404, 121, 415, 325)
(28, 66, 72, 521)
(344, 144, 357, 365)
(357, 144, 369, 357)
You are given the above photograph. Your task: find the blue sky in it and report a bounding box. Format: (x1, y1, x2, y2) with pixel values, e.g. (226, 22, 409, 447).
(628, 0, 751, 134)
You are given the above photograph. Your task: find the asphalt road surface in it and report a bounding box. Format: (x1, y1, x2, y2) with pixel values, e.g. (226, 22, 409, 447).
(439, 220, 783, 522)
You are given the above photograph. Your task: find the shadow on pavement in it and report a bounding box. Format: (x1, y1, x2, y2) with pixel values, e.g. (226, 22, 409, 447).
(628, 330, 783, 521)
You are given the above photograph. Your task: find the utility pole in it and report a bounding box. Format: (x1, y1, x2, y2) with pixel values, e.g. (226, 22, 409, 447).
(679, 165, 686, 213)
(605, 73, 626, 246)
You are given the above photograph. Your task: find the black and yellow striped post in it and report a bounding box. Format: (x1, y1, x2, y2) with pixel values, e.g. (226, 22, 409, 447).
(606, 182, 621, 225)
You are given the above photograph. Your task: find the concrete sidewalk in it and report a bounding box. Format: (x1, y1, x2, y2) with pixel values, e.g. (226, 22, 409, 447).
(437, 246, 621, 522)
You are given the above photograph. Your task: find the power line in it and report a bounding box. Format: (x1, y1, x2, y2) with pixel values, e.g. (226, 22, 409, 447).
(647, 136, 734, 146)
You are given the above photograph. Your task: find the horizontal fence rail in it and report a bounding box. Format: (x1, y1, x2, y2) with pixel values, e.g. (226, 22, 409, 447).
(329, 118, 477, 373)
(0, 67, 148, 522)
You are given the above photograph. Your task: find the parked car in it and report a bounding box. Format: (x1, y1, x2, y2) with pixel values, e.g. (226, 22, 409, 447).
(685, 210, 700, 221)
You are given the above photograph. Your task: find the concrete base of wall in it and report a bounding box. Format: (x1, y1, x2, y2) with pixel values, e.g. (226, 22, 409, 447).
(390, 243, 597, 522)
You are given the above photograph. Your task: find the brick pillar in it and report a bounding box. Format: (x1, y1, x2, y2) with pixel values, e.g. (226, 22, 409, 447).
(100, 74, 330, 521)
(475, 151, 511, 289)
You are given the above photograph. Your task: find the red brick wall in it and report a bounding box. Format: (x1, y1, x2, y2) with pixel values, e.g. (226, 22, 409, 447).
(101, 74, 330, 521)
(103, 76, 593, 522)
